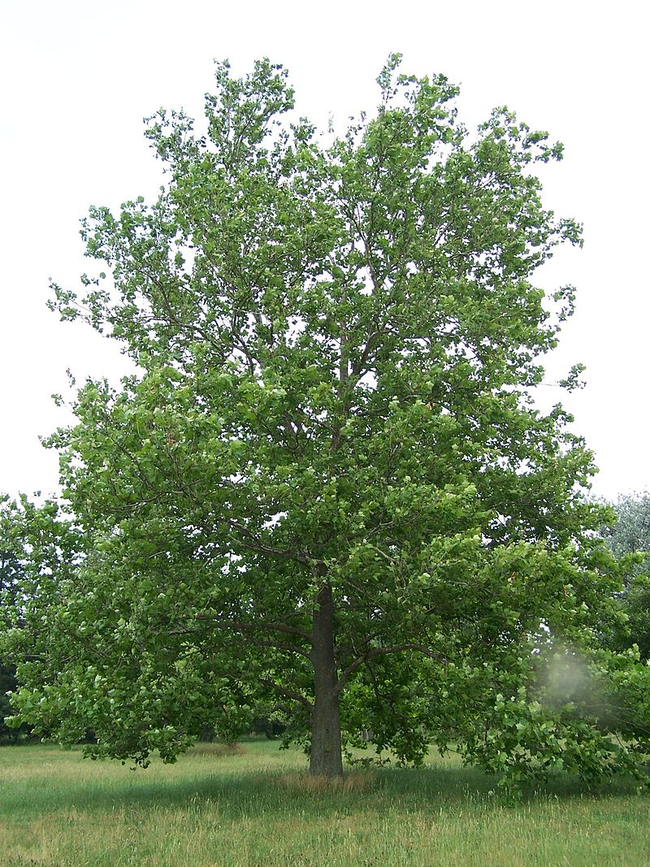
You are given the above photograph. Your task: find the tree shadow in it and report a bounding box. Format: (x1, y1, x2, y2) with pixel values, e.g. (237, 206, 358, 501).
(374, 762, 643, 806)
(4, 750, 644, 822)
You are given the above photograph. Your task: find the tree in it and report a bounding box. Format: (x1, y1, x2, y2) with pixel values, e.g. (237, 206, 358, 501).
(0, 545, 22, 741)
(604, 491, 650, 565)
(3, 57, 649, 783)
(0, 496, 78, 742)
(601, 491, 650, 659)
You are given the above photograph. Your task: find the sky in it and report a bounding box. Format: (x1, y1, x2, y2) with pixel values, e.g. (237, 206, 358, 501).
(1, 0, 648, 502)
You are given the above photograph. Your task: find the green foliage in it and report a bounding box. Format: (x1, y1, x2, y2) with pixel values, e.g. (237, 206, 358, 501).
(0, 495, 82, 743)
(3, 57, 650, 786)
(1, 506, 34, 741)
(601, 491, 650, 659)
(604, 491, 650, 565)
(0, 655, 22, 742)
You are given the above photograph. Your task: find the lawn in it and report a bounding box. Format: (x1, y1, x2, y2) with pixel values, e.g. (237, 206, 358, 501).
(0, 739, 648, 866)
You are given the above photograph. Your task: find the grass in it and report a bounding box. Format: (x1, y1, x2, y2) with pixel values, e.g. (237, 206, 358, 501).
(0, 739, 648, 866)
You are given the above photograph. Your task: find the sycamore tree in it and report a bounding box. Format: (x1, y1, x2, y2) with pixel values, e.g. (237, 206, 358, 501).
(3, 57, 650, 783)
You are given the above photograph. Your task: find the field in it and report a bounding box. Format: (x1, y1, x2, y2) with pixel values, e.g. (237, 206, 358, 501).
(1, 739, 648, 866)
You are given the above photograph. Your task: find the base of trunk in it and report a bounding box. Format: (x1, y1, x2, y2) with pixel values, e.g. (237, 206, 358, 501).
(309, 726, 343, 777)
(310, 581, 343, 777)
(309, 700, 343, 777)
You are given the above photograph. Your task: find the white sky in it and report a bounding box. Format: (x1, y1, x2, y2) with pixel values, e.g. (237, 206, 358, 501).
(1, 0, 648, 502)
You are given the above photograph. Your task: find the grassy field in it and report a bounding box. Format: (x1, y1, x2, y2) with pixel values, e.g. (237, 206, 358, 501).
(0, 739, 648, 867)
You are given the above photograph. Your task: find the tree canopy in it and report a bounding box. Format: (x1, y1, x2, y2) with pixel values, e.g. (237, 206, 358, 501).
(2, 57, 649, 785)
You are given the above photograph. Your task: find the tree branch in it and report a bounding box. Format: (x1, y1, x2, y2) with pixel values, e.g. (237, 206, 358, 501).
(334, 643, 445, 696)
(195, 613, 311, 641)
(245, 638, 310, 658)
(258, 678, 314, 712)
(225, 519, 311, 565)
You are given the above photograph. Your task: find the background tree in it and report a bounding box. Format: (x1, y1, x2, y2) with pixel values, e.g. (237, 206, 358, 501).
(601, 491, 650, 659)
(604, 491, 650, 565)
(0, 543, 23, 742)
(3, 57, 649, 783)
(0, 495, 79, 742)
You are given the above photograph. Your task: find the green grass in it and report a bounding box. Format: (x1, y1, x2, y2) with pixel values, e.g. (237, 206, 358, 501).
(1, 739, 648, 866)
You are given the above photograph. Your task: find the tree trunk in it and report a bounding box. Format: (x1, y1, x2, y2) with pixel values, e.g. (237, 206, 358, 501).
(309, 582, 343, 777)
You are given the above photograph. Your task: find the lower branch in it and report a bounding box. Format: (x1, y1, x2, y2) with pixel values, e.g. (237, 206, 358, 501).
(334, 643, 445, 696)
(258, 678, 314, 713)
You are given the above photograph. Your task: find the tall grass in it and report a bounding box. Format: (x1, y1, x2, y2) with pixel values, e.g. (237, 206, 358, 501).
(1, 739, 648, 866)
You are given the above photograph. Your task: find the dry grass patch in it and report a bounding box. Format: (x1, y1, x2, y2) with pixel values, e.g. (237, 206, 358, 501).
(274, 768, 378, 795)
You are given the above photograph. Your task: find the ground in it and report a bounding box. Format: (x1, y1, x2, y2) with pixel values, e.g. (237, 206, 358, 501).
(1, 739, 648, 866)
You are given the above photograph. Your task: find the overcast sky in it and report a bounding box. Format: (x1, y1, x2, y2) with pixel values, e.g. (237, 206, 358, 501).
(1, 0, 648, 502)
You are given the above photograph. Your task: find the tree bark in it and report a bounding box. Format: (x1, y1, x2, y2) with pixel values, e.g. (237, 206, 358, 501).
(309, 581, 343, 777)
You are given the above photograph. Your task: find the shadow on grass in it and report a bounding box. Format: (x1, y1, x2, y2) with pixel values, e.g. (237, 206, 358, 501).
(2, 750, 644, 823)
